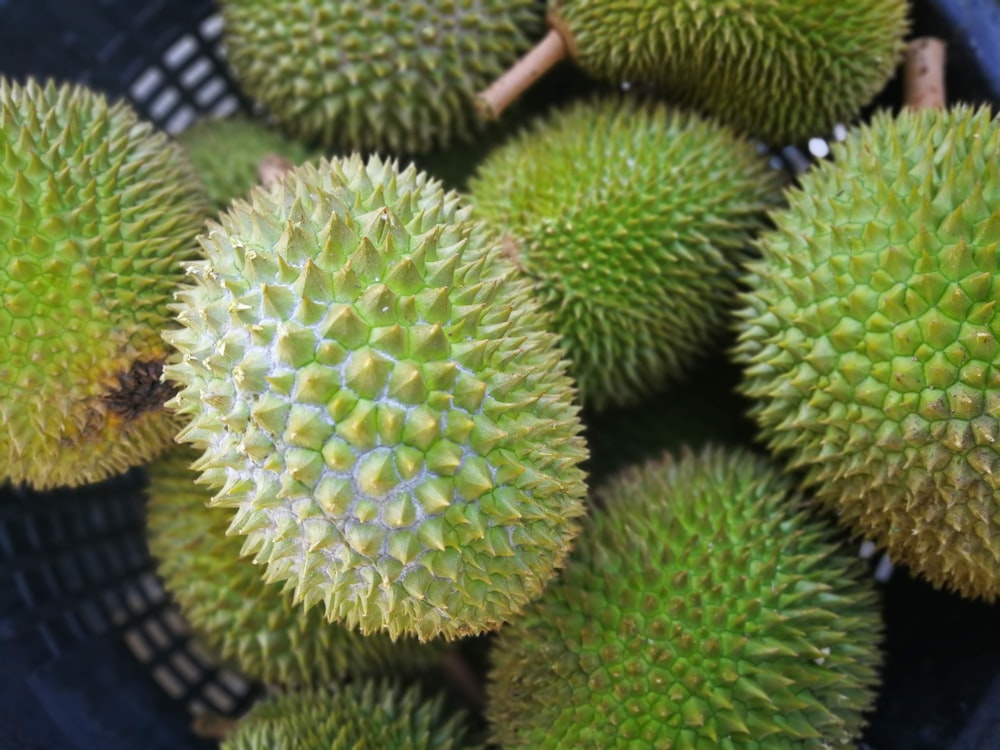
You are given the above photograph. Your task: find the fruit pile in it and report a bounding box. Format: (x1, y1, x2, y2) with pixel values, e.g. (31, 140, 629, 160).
(2, 0, 998, 747)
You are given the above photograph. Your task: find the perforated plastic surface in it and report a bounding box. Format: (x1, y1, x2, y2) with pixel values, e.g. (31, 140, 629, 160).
(1, 1, 999, 749)
(0, 2, 259, 748)
(0, 0, 253, 134)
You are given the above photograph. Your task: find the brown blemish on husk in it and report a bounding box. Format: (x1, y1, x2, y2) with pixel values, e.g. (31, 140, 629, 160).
(500, 235, 525, 273)
(103, 360, 177, 421)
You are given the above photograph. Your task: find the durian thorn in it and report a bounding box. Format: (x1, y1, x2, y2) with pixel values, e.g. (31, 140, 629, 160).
(257, 153, 294, 191)
(904, 37, 947, 111)
(475, 27, 568, 121)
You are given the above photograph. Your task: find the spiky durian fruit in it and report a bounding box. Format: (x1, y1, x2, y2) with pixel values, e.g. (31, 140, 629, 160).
(524, 0, 908, 145)
(469, 96, 786, 411)
(219, 0, 542, 153)
(488, 448, 882, 748)
(177, 116, 314, 209)
(145, 447, 442, 684)
(222, 681, 482, 749)
(0, 78, 208, 490)
(163, 154, 588, 642)
(734, 105, 1000, 600)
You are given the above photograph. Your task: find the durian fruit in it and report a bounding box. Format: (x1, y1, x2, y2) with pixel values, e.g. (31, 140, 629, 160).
(163, 154, 589, 642)
(479, 0, 909, 145)
(222, 681, 482, 749)
(734, 105, 1000, 600)
(177, 116, 314, 210)
(145, 447, 442, 685)
(219, 0, 542, 153)
(469, 96, 786, 411)
(0, 78, 209, 490)
(488, 448, 883, 748)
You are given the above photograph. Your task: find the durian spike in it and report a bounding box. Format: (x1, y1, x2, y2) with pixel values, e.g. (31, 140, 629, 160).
(257, 153, 293, 190)
(904, 37, 947, 110)
(476, 28, 568, 120)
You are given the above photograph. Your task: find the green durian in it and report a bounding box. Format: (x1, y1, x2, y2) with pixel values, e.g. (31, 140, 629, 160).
(222, 681, 482, 749)
(145, 447, 442, 685)
(734, 104, 1000, 600)
(488, 448, 883, 749)
(163, 154, 589, 642)
(0, 78, 209, 490)
(469, 96, 786, 411)
(219, 0, 542, 153)
(177, 116, 314, 209)
(487, 0, 909, 145)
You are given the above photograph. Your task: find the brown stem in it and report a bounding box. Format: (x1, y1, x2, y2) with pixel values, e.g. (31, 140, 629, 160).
(904, 37, 947, 110)
(191, 712, 239, 740)
(476, 28, 568, 120)
(440, 648, 487, 713)
(257, 153, 294, 190)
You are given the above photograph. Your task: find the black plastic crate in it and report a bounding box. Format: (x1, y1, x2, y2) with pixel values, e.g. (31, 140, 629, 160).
(0, 1, 998, 749)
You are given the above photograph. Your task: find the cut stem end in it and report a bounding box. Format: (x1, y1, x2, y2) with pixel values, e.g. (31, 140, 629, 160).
(904, 37, 947, 110)
(475, 28, 568, 121)
(257, 153, 294, 190)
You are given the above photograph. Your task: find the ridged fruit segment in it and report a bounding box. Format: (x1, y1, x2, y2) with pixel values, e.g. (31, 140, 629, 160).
(178, 116, 314, 209)
(145, 447, 442, 685)
(220, 0, 542, 152)
(469, 97, 786, 410)
(0, 78, 208, 490)
(488, 448, 882, 748)
(548, 0, 909, 144)
(222, 681, 482, 749)
(735, 105, 1000, 600)
(163, 155, 588, 641)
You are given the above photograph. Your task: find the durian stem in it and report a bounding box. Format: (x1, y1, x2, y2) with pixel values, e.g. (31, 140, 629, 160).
(476, 29, 568, 120)
(191, 711, 239, 740)
(904, 37, 947, 110)
(441, 648, 487, 713)
(257, 153, 294, 190)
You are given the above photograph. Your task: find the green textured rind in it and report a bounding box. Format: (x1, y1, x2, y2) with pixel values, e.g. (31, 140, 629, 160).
(734, 105, 1000, 600)
(178, 116, 314, 210)
(488, 448, 882, 748)
(163, 154, 588, 641)
(0, 78, 209, 490)
(220, 0, 542, 153)
(549, 0, 909, 145)
(469, 97, 786, 411)
(145, 447, 442, 685)
(222, 681, 483, 750)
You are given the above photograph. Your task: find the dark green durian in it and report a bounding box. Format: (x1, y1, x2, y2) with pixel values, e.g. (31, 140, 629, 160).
(489, 448, 882, 748)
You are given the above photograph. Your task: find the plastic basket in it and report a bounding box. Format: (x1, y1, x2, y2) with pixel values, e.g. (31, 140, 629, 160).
(0, 2, 260, 748)
(1, 1, 1000, 749)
